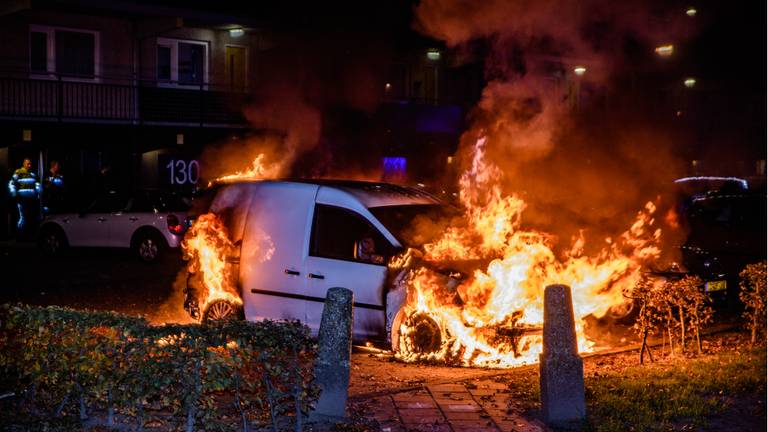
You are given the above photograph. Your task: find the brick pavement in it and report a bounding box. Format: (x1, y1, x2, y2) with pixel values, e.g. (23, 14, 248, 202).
(355, 379, 545, 432)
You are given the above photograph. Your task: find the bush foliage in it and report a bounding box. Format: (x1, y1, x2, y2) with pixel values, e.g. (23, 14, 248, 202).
(739, 261, 767, 345)
(0, 304, 318, 431)
(630, 274, 713, 363)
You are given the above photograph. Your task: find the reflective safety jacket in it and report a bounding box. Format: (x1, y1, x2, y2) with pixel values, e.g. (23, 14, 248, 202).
(45, 173, 65, 190)
(8, 167, 41, 199)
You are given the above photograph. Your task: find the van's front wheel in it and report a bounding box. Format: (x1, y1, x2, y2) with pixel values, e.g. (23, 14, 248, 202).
(391, 309, 445, 355)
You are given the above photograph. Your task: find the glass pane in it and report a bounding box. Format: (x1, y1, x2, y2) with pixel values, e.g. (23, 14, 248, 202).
(55, 30, 95, 77)
(178, 42, 204, 84)
(310, 205, 389, 264)
(157, 45, 171, 80)
(30, 32, 47, 72)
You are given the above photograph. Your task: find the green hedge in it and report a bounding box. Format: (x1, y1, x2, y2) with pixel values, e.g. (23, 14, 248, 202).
(0, 304, 318, 431)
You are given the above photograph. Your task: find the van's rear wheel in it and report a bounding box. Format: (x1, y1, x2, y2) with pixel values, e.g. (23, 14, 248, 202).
(202, 299, 244, 323)
(391, 310, 444, 355)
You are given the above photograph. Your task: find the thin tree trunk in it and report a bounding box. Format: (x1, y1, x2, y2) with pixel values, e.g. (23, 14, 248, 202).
(678, 306, 686, 353)
(107, 387, 114, 426)
(74, 381, 88, 422)
(187, 358, 202, 432)
(694, 310, 702, 354)
(293, 348, 303, 432)
(55, 392, 71, 417)
(752, 312, 758, 345)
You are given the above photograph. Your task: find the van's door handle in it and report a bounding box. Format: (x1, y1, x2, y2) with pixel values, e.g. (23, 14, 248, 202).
(129, 217, 138, 222)
(308, 273, 325, 279)
(97, 217, 106, 222)
(284, 269, 300, 276)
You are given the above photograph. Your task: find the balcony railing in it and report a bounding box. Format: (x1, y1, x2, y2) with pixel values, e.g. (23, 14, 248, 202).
(0, 74, 248, 126)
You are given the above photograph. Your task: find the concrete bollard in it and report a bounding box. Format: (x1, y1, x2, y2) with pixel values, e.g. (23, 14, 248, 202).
(539, 284, 586, 427)
(311, 287, 353, 420)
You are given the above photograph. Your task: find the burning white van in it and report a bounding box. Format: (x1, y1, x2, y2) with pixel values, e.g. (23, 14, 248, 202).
(182, 179, 459, 348)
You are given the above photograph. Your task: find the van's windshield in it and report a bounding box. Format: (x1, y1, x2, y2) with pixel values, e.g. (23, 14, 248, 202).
(368, 204, 458, 248)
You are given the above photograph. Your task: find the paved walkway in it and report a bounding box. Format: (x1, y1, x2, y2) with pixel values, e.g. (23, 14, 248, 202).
(355, 380, 545, 432)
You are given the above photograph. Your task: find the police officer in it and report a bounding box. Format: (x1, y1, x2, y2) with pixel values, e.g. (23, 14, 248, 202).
(8, 158, 41, 240)
(43, 160, 65, 214)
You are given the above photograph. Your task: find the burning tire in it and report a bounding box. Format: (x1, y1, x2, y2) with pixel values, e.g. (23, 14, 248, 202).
(605, 300, 638, 324)
(390, 309, 446, 355)
(201, 299, 244, 323)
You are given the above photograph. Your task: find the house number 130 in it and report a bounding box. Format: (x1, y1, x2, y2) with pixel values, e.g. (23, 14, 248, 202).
(166, 159, 200, 185)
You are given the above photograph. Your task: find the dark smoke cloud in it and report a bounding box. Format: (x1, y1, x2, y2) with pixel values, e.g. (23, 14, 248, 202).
(414, 0, 694, 255)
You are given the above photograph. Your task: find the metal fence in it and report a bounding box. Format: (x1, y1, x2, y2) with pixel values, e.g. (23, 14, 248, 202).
(0, 74, 248, 125)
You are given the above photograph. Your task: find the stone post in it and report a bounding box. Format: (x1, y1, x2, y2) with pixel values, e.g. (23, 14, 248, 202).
(311, 287, 353, 420)
(539, 284, 586, 427)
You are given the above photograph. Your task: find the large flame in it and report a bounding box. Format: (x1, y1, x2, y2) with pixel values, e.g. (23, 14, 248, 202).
(182, 213, 242, 314)
(395, 137, 662, 368)
(186, 154, 280, 317)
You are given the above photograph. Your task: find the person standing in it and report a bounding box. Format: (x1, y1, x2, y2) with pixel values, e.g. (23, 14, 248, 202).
(43, 160, 65, 214)
(7, 158, 41, 240)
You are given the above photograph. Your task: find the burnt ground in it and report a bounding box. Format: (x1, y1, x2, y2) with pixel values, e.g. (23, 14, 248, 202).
(1, 241, 763, 431)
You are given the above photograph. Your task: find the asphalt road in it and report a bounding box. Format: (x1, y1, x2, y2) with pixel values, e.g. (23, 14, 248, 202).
(0, 240, 191, 323)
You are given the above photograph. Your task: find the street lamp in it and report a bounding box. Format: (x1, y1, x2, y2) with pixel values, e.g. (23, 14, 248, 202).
(686, 7, 697, 17)
(684, 77, 696, 88)
(573, 66, 586, 76)
(655, 44, 674, 57)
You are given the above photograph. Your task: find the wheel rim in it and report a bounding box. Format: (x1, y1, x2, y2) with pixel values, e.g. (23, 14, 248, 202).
(207, 301, 234, 321)
(44, 233, 59, 254)
(139, 238, 158, 261)
(402, 313, 443, 354)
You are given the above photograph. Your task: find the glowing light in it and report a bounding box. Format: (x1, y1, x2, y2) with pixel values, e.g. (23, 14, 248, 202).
(684, 77, 696, 88)
(229, 28, 244, 37)
(573, 66, 587, 76)
(686, 7, 697, 17)
(427, 50, 441, 61)
(674, 176, 748, 190)
(385, 82, 392, 91)
(655, 44, 674, 57)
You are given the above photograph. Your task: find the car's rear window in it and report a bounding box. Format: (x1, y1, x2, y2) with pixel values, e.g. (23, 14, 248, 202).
(130, 192, 191, 213)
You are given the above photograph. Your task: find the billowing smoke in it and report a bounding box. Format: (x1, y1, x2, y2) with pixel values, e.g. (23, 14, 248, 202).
(199, 83, 321, 181)
(415, 0, 693, 258)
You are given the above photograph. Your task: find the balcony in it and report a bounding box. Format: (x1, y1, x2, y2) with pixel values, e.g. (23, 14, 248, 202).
(0, 74, 249, 127)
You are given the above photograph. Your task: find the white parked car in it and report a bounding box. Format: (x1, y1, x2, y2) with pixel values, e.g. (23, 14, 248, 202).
(38, 190, 190, 262)
(184, 180, 458, 345)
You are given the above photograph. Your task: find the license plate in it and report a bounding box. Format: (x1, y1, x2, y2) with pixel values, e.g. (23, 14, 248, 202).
(705, 280, 727, 292)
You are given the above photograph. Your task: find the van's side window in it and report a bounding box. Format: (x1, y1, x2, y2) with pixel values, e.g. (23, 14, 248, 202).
(310, 204, 389, 265)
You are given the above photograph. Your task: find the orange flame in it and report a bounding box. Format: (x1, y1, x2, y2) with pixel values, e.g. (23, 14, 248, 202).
(210, 153, 281, 185)
(396, 137, 662, 367)
(182, 213, 242, 314)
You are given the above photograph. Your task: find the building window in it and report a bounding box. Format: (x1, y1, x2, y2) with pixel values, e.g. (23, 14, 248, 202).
(29, 25, 99, 79)
(157, 45, 171, 81)
(156, 38, 208, 87)
(55, 30, 95, 77)
(30, 31, 48, 73)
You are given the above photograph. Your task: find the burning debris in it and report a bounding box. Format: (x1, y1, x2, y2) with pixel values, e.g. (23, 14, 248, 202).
(391, 136, 662, 368)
